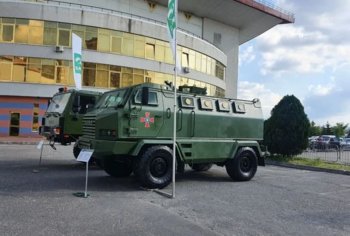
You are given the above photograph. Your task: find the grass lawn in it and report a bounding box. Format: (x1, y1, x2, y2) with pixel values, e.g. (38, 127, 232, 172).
(267, 156, 350, 172)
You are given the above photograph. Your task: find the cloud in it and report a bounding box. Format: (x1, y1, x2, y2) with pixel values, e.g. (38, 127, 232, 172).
(238, 0, 350, 125)
(304, 75, 350, 125)
(255, 0, 350, 77)
(238, 81, 282, 118)
(307, 84, 335, 96)
(239, 45, 255, 66)
(257, 25, 350, 76)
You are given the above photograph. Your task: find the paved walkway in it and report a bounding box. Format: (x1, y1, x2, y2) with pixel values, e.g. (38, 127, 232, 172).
(0, 136, 44, 145)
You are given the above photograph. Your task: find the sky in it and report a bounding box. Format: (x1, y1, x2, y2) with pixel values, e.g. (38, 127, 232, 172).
(238, 0, 350, 126)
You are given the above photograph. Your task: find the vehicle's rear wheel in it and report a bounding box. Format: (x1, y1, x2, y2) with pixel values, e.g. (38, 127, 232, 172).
(73, 143, 81, 159)
(190, 163, 213, 172)
(225, 147, 257, 181)
(134, 145, 173, 189)
(103, 157, 133, 177)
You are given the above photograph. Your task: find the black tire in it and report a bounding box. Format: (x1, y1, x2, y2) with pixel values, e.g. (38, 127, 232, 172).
(134, 145, 173, 189)
(103, 157, 133, 178)
(73, 144, 81, 159)
(225, 147, 257, 181)
(190, 163, 213, 172)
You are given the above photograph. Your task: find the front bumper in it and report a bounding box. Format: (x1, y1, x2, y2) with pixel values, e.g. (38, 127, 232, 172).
(78, 137, 137, 159)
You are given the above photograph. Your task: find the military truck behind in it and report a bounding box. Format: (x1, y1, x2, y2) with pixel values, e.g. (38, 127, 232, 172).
(79, 83, 264, 189)
(40, 88, 101, 157)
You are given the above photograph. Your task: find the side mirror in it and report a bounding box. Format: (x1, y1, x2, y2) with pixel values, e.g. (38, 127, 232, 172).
(141, 87, 149, 105)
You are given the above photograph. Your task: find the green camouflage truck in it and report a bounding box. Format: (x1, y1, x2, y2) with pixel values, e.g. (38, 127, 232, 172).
(40, 88, 101, 157)
(78, 83, 264, 189)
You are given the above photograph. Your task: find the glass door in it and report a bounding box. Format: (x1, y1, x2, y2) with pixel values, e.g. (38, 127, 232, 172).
(9, 112, 20, 136)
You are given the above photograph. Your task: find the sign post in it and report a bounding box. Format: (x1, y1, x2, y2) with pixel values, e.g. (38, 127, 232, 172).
(74, 149, 94, 198)
(153, 0, 178, 199)
(32, 140, 45, 173)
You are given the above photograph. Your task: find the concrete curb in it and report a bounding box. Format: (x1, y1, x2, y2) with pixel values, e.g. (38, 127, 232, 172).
(0, 141, 39, 145)
(266, 160, 350, 176)
(0, 140, 42, 145)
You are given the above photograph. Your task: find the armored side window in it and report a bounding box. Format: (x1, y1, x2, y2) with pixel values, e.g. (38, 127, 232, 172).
(77, 95, 97, 114)
(232, 101, 246, 114)
(179, 96, 195, 109)
(199, 98, 213, 110)
(216, 100, 230, 112)
(134, 90, 158, 106)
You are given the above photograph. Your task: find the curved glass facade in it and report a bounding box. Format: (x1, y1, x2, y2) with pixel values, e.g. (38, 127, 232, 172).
(0, 56, 225, 97)
(0, 17, 225, 80)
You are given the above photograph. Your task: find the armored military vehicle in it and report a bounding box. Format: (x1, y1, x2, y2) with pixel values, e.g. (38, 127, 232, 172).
(78, 83, 264, 189)
(40, 88, 101, 157)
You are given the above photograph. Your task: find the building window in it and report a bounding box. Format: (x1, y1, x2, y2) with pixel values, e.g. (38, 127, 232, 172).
(182, 52, 189, 67)
(97, 29, 110, 52)
(41, 59, 56, 83)
(110, 72, 121, 88)
(2, 24, 14, 42)
(13, 56, 26, 82)
(145, 43, 155, 60)
(14, 19, 29, 43)
(32, 104, 39, 132)
(85, 27, 97, 50)
(0, 54, 223, 96)
(83, 63, 96, 86)
(134, 36, 145, 58)
(43, 21, 57, 45)
(111, 36, 122, 53)
(28, 20, 43, 45)
(215, 62, 225, 80)
(58, 29, 70, 46)
(0, 17, 226, 80)
(0, 56, 13, 81)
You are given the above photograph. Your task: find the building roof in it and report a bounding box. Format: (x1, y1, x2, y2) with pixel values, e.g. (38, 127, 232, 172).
(154, 0, 294, 44)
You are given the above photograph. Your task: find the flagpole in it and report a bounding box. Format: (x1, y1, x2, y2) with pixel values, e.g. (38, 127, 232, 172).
(171, 0, 178, 199)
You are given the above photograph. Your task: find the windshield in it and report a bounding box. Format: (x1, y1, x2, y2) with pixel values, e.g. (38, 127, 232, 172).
(47, 93, 71, 113)
(95, 89, 127, 109)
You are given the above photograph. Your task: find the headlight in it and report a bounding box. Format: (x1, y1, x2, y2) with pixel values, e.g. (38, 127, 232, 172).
(53, 127, 61, 135)
(99, 129, 116, 137)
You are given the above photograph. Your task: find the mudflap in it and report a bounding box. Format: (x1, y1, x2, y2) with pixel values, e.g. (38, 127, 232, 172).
(258, 155, 265, 166)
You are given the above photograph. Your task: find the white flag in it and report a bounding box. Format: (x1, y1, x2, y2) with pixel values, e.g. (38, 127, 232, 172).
(72, 33, 82, 90)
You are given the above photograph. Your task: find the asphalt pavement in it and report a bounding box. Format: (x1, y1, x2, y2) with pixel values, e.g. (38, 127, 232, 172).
(0, 144, 349, 236)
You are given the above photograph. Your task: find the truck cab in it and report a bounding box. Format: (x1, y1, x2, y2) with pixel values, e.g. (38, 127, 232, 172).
(40, 88, 102, 146)
(79, 83, 264, 189)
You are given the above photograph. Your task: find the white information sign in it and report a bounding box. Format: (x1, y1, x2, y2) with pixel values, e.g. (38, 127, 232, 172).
(77, 149, 94, 163)
(36, 140, 44, 150)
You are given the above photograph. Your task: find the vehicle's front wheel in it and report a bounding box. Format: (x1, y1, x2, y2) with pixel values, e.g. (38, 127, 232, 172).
(134, 146, 173, 189)
(225, 147, 257, 181)
(103, 157, 133, 177)
(73, 143, 81, 159)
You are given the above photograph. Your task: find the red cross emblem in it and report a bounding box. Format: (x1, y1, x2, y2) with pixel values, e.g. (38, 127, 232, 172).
(140, 112, 154, 128)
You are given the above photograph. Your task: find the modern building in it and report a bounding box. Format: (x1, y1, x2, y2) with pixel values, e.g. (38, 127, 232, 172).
(0, 0, 293, 137)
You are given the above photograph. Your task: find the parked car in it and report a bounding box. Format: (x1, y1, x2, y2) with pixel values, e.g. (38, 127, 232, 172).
(308, 136, 320, 150)
(340, 138, 350, 150)
(314, 135, 340, 150)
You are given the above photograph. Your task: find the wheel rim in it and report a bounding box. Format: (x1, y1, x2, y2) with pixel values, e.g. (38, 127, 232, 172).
(240, 156, 252, 173)
(150, 157, 168, 177)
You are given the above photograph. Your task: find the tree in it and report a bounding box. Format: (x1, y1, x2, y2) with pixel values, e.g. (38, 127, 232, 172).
(322, 122, 333, 135)
(309, 121, 322, 136)
(332, 123, 348, 137)
(264, 95, 310, 156)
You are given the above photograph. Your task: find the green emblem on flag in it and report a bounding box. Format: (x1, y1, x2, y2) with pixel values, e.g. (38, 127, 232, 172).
(167, 0, 176, 38)
(74, 53, 82, 74)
